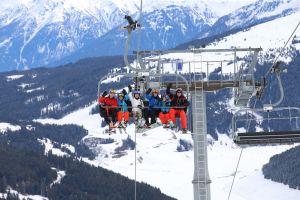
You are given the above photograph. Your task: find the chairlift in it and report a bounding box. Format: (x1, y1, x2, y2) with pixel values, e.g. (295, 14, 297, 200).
(97, 14, 192, 133)
(233, 62, 300, 145)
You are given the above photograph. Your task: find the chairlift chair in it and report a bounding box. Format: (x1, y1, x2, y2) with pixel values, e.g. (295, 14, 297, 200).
(232, 107, 300, 145)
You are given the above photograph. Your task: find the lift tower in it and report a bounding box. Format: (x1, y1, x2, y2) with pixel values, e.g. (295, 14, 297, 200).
(155, 48, 262, 200)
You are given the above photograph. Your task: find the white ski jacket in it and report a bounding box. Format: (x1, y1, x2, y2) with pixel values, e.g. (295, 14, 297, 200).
(128, 92, 144, 113)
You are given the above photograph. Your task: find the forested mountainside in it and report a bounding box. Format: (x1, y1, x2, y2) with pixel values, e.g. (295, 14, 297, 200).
(0, 126, 175, 200)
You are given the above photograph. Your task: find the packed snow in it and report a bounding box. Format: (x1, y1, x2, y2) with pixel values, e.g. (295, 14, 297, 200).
(0, 122, 21, 133)
(37, 103, 300, 200)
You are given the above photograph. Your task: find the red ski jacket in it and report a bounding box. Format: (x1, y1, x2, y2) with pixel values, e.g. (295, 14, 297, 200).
(98, 97, 118, 111)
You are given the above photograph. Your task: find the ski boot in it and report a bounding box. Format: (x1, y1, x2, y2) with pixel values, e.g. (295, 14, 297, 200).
(182, 129, 188, 134)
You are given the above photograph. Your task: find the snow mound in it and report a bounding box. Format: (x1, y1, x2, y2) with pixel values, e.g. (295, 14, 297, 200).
(0, 122, 21, 133)
(6, 74, 24, 81)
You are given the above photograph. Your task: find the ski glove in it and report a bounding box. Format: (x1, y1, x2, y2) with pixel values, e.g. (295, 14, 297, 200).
(102, 91, 108, 97)
(128, 85, 132, 92)
(167, 83, 172, 90)
(146, 88, 152, 95)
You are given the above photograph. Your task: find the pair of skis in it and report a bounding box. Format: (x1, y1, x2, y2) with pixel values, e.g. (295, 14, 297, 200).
(105, 120, 128, 135)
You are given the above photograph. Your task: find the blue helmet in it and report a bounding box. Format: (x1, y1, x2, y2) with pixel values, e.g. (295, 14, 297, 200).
(133, 90, 141, 95)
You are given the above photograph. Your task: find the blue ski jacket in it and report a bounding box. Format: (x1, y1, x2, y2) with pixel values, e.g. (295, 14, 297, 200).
(160, 100, 171, 113)
(146, 94, 160, 111)
(117, 95, 129, 112)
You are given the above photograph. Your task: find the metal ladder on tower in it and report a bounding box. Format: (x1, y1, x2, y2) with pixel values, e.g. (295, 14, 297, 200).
(192, 53, 211, 200)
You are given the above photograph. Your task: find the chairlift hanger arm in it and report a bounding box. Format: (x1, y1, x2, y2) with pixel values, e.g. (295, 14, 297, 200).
(262, 62, 285, 108)
(123, 15, 147, 73)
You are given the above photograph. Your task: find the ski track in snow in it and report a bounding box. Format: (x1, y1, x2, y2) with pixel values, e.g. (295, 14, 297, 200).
(36, 103, 300, 200)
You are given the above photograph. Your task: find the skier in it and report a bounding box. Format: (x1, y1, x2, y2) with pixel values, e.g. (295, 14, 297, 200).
(145, 88, 161, 126)
(128, 85, 146, 128)
(166, 84, 190, 133)
(159, 94, 174, 128)
(98, 89, 119, 132)
(117, 89, 130, 127)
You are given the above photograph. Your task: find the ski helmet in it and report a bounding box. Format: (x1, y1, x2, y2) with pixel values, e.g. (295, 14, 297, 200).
(133, 90, 140, 95)
(109, 89, 116, 94)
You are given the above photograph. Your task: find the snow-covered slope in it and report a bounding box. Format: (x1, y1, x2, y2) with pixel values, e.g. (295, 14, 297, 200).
(206, 0, 256, 16)
(36, 103, 300, 200)
(206, 0, 300, 38)
(206, 10, 300, 64)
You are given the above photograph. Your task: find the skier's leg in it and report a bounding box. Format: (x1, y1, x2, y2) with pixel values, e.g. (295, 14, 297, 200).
(159, 112, 166, 124)
(117, 111, 123, 122)
(150, 109, 157, 124)
(124, 111, 130, 122)
(143, 108, 150, 126)
(102, 108, 110, 125)
(169, 109, 176, 124)
(179, 110, 187, 129)
(111, 109, 118, 123)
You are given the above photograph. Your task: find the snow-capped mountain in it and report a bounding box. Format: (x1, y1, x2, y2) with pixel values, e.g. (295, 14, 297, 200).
(205, 0, 300, 38)
(0, 0, 218, 71)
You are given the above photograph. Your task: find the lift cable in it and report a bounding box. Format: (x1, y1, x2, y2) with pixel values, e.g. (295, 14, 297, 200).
(134, 124, 137, 200)
(264, 20, 300, 78)
(227, 99, 258, 200)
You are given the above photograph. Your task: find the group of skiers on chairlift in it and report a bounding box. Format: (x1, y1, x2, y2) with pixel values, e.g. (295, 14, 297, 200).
(98, 83, 190, 133)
